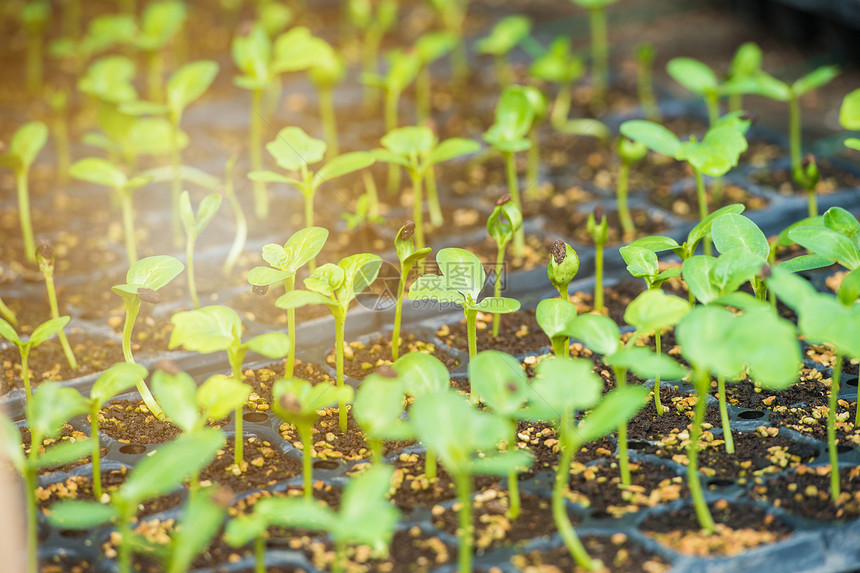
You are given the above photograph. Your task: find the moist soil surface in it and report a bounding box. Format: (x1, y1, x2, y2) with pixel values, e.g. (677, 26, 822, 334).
(327, 334, 462, 380)
(747, 464, 860, 521)
(511, 534, 670, 573)
(96, 400, 182, 445)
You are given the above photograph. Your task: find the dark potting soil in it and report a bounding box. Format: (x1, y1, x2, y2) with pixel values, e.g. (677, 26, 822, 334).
(227, 288, 347, 327)
(750, 159, 860, 195)
(720, 367, 832, 410)
(97, 400, 182, 445)
(243, 359, 334, 412)
(326, 333, 461, 381)
(0, 331, 125, 393)
(200, 435, 302, 492)
(542, 206, 672, 247)
(639, 499, 793, 556)
(769, 400, 860, 447)
(805, 344, 860, 377)
(626, 386, 721, 441)
(39, 553, 96, 573)
(516, 420, 616, 475)
(647, 182, 770, 221)
(511, 533, 670, 573)
(747, 464, 860, 521)
(435, 308, 550, 356)
(458, 233, 556, 273)
(388, 451, 500, 511)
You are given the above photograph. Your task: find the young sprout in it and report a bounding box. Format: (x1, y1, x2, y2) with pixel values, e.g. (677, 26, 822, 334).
(469, 351, 533, 519)
(840, 87, 860, 152)
(524, 357, 647, 570)
(307, 39, 346, 158)
(725, 42, 763, 113)
(0, 296, 17, 327)
(20, 0, 50, 96)
(426, 0, 471, 82)
(256, 0, 293, 37)
(169, 304, 290, 466)
(35, 241, 77, 370)
(536, 297, 578, 357)
(587, 205, 608, 312)
(225, 465, 399, 573)
(476, 15, 532, 86)
(675, 301, 800, 532)
(768, 266, 860, 501)
(567, 290, 689, 485)
(341, 192, 384, 231)
(483, 87, 534, 257)
(47, 429, 225, 573)
(666, 57, 726, 127)
(249, 127, 374, 237)
(277, 253, 383, 432)
(222, 154, 247, 275)
(547, 240, 580, 301)
(487, 195, 523, 337)
(179, 191, 222, 308)
(69, 158, 152, 264)
(363, 48, 421, 136)
(635, 42, 659, 122)
(788, 206, 860, 276)
(409, 248, 520, 365)
(248, 226, 328, 377)
(129, 1, 188, 102)
(794, 154, 821, 217)
(0, 316, 70, 403)
(616, 136, 648, 239)
(374, 126, 480, 249)
(0, 382, 90, 573)
(85, 363, 148, 499)
(0, 121, 48, 263)
(411, 390, 531, 573)
(620, 112, 751, 251)
(392, 222, 432, 360)
(159, 486, 230, 573)
(530, 36, 585, 127)
(112, 255, 184, 419)
(346, 0, 398, 105)
(520, 86, 549, 196)
(352, 368, 412, 464)
(414, 31, 457, 122)
(569, 0, 619, 111)
(46, 86, 72, 184)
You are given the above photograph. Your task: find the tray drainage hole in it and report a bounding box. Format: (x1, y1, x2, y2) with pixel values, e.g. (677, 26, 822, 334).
(837, 444, 854, 454)
(707, 478, 735, 488)
(845, 377, 858, 388)
(627, 440, 650, 450)
(313, 460, 340, 470)
(59, 529, 88, 539)
(737, 410, 766, 420)
(243, 412, 269, 423)
(119, 444, 147, 455)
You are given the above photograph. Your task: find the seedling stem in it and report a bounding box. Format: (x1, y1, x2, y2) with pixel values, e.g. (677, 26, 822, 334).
(717, 375, 734, 453)
(688, 367, 716, 533)
(503, 151, 524, 256)
(829, 353, 842, 501)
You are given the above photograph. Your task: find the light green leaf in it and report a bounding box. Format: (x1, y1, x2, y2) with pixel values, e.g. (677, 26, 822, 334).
(687, 203, 746, 250)
(609, 347, 687, 381)
(620, 245, 658, 279)
(247, 170, 295, 184)
(198, 374, 251, 421)
(304, 264, 345, 297)
(823, 206, 860, 244)
(313, 152, 375, 190)
(30, 383, 88, 442)
(46, 501, 118, 529)
(676, 306, 744, 379)
(0, 416, 25, 474)
(535, 298, 578, 340)
(169, 305, 241, 354)
(125, 255, 185, 290)
(840, 88, 860, 130)
(792, 65, 839, 97)
(246, 332, 290, 358)
(711, 213, 769, 258)
(427, 138, 481, 166)
(572, 386, 648, 445)
(525, 357, 602, 419)
(381, 126, 436, 156)
(469, 351, 528, 416)
(275, 289, 333, 310)
(790, 226, 860, 270)
(247, 267, 291, 287)
(619, 120, 681, 157)
(567, 313, 620, 355)
(437, 248, 486, 302)
(682, 255, 720, 304)
(266, 127, 325, 171)
(32, 438, 92, 470)
(624, 290, 690, 334)
(838, 268, 860, 306)
(0, 319, 21, 345)
(475, 297, 520, 314)
(224, 514, 267, 547)
(470, 450, 533, 476)
(283, 227, 329, 271)
(167, 60, 219, 119)
(70, 157, 127, 188)
(337, 253, 382, 304)
(28, 316, 70, 348)
(166, 488, 226, 573)
(151, 369, 200, 433)
(90, 363, 147, 408)
(393, 353, 450, 397)
(353, 375, 411, 441)
(9, 121, 48, 168)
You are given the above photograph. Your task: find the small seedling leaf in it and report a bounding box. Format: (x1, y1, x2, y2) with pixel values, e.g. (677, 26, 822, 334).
(29, 316, 71, 348)
(475, 297, 520, 314)
(125, 255, 185, 290)
(151, 369, 200, 433)
(624, 290, 690, 334)
(276, 289, 333, 310)
(0, 318, 22, 345)
(313, 151, 375, 190)
(283, 227, 329, 271)
(427, 138, 481, 166)
(91, 363, 147, 408)
(393, 353, 450, 397)
(619, 120, 681, 157)
(790, 226, 860, 270)
(167, 60, 219, 119)
(267, 127, 325, 171)
(572, 386, 648, 445)
(469, 351, 528, 416)
(30, 383, 88, 442)
(567, 313, 620, 356)
(246, 332, 290, 358)
(609, 347, 687, 381)
(47, 501, 118, 529)
(823, 207, 860, 244)
(33, 439, 93, 471)
(711, 213, 769, 258)
(792, 65, 839, 97)
(70, 157, 127, 188)
(198, 374, 251, 422)
(525, 357, 602, 419)
(535, 298, 578, 340)
(169, 305, 241, 354)
(9, 121, 48, 168)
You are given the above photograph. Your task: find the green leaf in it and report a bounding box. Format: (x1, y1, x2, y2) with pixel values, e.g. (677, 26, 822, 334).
(687, 203, 746, 251)
(139, 1, 186, 49)
(469, 351, 528, 416)
(427, 137, 481, 166)
(555, 118, 611, 141)
(151, 369, 200, 433)
(620, 245, 658, 279)
(30, 383, 88, 442)
(193, 193, 222, 237)
(711, 213, 769, 259)
(676, 123, 748, 177)
(408, 275, 464, 305)
(313, 151, 375, 190)
(141, 165, 222, 191)
(353, 374, 411, 441)
(572, 386, 648, 445)
(734, 309, 801, 389)
(337, 253, 383, 305)
(535, 298, 578, 340)
(792, 65, 839, 97)
(838, 268, 860, 306)
(118, 428, 224, 506)
(224, 514, 267, 547)
(257, 496, 336, 532)
(167, 60, 219, 119)
(125, 255, 185, 290)
(567, 313, 620, 356)
(272, 378, 354, 427)
(282, 227, 329, 271)
(266, 127, 325, 171)
(304, 264, 345, 297)
(46, 501, 118, 529)
(415, 31, 457, 63)
(775, 254, 833, 273)
(799, 296, 860, 359)
(525, 357, 602, 419)
(0, 318, 21, 345)
(33, 439, 92, 471)
(682, 255, 720, 304)
(393, 353, 450, 397)
(91, 363, 148, 408)
(245, 332, 290, 358)
(627, 235, 681, 254)
(0, 416, 25, 474)
(789, 226, 860, 270)
(547, 242, 579, 293)
(840, 88, 860, 130)
(272, 27, 319, 73)
(247, 170, 294, 184)
(609, 347, 687, 381)
(169, 305, 241, 354)
(470, 450, 533, 476)
(476, 15, 531, 55)
(676, 306, 744, 379)
(381, 126, 436, 156)
(624, 290, 690, 334)
(275, 289, 333, 310)
(8, 121, 48, 168)
(766, 265, 818, 311)
(487, 201, 522, 247)
(729, 42, 762, 79)
(247, 267, 290, 287)
(475, 297, 520, 314)
(28, 316, 70, 348)
(667, 57, 718, 95)
(166, 489, 226, 573)
(436, 248, 486, 302)
(198, 374, 251, 424)
(619, 120, 681, 157)
(823, 207, 860, 244)
(70, 158, 127, 188)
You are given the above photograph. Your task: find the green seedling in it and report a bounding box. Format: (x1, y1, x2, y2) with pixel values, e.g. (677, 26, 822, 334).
(427, 0, 471, 81)
(392, 222, 432, 360)
(469, 351, 533, 519)
(222, 155, 246, 275)
(346, 0, 398, 105)
(414, 31, 457, 122)
(524, 357, 648, 570)
(725, 42, 763, 113)
(567, 290, 689, 485)
(277, 253, 383, 432)
(0, 382, 90, 573)
(411, 390, 531, 573)
(788, 206, 860, 274)
(569, 0, 619, 111)
(619, 244, 681, 413)
(840, 87, 860, 151)
(487, 195, 523, 336)
(225, 464, 399, 573)
(363, 48, 420, 136)
(519, 86, 549, 195)
(536, 297, 578, 357)
(129, 1, 188, 102)
(530, 36, 585, 127)
(547, 240, 580, 301)
(70, 158, 152, 264)
(620, 113, 751, 250)
(249, 127, 374, 238)
(272, 377, 354, 497)
(476, 15, 532, 86)
(21, 0, 50, 96)
(35, 241, 77, 370)
(616, 137, 648, 238)
(256, 0, 293, 36)
(49, 14, 136, 77)
(666, 57, 728, 127)
(0, 296, 17, 327)
(352, 369, 411, 465)
(307, 38, 346, 158)
(767, 266, 860, 500)
(483, 87, 534, 257)
(587, 205, 609, 311)
(392, 352, 450, 479)
(112, 255, 184, 419)
(46, 86, 71, 185)
(0, 121, 48, 263)
(248, 226, 328, 377)
(47, 429, 224, 573)
(85, 363, 148, 498)
(374, 126, 480, 250)
(636, 42, 659, 122)
(0, 316, 70, 404)
(409, 248, 521, 365)
(341, 192, 384, 231)
(169, 304, 289, 465)
(179, 191, 222, 308)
